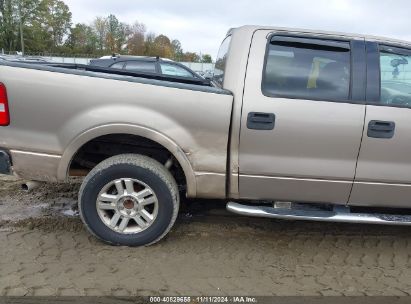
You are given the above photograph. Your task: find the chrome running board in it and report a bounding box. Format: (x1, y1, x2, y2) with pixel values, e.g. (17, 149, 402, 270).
(226, 202, 411, 226)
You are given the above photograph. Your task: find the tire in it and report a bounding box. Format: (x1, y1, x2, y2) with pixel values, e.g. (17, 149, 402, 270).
(78, 154, 179, 247)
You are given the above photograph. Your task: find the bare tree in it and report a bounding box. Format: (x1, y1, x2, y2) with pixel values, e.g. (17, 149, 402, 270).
(93, 16, 107, 51)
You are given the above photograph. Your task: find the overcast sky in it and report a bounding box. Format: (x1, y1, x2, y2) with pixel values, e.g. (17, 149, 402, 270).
(64, 0, 411, 58)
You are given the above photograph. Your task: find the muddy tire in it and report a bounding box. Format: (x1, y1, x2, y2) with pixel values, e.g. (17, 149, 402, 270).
(79, 154, 179, 247)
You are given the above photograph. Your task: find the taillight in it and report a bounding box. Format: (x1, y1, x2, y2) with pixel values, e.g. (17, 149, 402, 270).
(0, 83, 10, 126)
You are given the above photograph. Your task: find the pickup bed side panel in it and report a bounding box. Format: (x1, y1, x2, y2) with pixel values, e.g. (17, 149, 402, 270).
(0, 66, 233, 198)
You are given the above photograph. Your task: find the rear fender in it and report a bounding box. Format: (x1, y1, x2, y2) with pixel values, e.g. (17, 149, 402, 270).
(57, 124, 197, 197)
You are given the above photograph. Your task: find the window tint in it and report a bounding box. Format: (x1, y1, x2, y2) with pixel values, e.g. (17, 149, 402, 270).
(380, 51, 411, 106)
(263, 37, 351, 101)
(213, 36, 231, 87)
(160, 63, 194, 78)
(124, 61, 156, 73)
(110, 62, 125, 69)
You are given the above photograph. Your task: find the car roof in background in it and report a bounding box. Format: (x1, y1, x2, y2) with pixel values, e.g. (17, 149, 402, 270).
(90, 55, 204, 80)
(96, 55, 173, 62)
(90, 56, 195, 72)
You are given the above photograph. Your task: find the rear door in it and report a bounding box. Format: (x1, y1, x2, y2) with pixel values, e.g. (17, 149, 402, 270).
(238, 30, 367, 204)
(349, 42, 411, 208)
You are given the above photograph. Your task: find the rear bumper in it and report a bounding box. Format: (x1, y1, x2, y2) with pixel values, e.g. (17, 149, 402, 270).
(9, 150, 61, 182)
(0, 150, 11, 174)
(0, 148, 61, 181)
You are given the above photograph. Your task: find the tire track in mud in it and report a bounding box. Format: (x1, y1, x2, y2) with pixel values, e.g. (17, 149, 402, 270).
(1, 176, 411, 296)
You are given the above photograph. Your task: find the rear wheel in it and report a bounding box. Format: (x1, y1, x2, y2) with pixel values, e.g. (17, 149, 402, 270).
(79, 154, 179, 246)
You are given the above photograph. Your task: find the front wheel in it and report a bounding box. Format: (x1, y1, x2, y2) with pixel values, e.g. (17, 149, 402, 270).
(78, 154, 180, 246)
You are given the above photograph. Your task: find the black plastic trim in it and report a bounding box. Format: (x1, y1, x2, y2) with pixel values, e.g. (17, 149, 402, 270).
(351, 40, 367, 101)
(0, 150, 11, 175)
(367, 120, 396, 139)
(270, 35, 351, 50)
(247, 112, 275, 130)
(365, 41, 381, 103)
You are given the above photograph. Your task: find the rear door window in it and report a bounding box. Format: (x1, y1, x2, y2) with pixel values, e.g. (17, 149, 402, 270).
(124, 61, 157, 73)
(263, 36, 351, 101)
(380, 49, 411, 106)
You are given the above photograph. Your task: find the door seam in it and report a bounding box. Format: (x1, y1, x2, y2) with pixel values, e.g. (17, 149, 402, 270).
(347, 105, 367, 204)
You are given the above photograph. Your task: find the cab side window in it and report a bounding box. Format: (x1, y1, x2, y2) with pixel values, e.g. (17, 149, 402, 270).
(380, 50, 411, 106)
(263, 36, 351, 101)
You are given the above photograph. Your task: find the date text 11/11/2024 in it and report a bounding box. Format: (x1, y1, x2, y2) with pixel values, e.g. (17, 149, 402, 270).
(149, 296, 258, 303)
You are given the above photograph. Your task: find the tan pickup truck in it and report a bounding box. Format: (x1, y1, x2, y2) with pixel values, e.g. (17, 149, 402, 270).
(1, 25, 411, 246)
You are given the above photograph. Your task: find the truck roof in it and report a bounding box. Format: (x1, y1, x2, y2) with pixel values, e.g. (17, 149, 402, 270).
(229, 25, 411, 48)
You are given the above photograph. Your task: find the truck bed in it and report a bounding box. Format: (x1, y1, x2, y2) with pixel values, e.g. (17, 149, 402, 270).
(46, 63, 212, 86)
(0, 61, 228, 95)
(0, 61, 233, 199)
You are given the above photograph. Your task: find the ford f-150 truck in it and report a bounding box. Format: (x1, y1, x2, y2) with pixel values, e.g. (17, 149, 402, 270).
(1, 26, 411, 246)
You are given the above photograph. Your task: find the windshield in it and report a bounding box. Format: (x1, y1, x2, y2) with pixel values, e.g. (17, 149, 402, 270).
(213, 36, 232, 87)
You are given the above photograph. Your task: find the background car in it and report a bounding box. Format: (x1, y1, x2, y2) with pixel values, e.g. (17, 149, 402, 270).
(89, 55, 204, 81)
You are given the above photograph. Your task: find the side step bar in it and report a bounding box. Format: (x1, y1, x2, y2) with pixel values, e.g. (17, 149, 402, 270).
(226, 202, 411, 226)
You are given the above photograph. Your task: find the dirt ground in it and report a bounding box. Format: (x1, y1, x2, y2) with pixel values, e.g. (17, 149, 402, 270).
(1, 175, 411, 296)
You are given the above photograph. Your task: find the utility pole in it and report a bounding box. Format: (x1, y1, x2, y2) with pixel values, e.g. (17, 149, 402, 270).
(18, 1, 24, 56)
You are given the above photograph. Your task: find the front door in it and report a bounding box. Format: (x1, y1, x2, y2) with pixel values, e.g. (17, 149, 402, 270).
(350, 42, 411, 208)
(239, 30, 366, 204)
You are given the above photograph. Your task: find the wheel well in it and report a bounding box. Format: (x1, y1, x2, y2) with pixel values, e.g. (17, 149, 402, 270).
(69, 134, 187, 191)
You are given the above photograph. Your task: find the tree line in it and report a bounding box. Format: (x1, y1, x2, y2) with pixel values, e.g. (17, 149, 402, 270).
(0, 0, 213, 62)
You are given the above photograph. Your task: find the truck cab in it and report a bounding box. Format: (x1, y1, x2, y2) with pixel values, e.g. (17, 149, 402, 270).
(220, 26, 411, 210)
